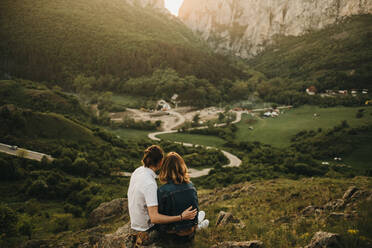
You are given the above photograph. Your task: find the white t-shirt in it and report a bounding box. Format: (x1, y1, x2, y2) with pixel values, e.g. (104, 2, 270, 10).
(128, 166, 158, 231)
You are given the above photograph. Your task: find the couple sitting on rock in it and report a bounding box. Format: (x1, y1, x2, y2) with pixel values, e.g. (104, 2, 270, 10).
(127, 145, 209, 247)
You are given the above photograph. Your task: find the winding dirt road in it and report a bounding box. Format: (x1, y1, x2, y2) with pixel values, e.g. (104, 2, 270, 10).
(148, 110, 243, 178)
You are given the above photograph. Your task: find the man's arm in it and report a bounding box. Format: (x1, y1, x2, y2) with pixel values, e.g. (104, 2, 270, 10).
(148, 206, 197, 224)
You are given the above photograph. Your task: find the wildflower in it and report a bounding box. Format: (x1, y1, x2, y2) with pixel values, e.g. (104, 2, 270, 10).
(347, 229, 359, 235)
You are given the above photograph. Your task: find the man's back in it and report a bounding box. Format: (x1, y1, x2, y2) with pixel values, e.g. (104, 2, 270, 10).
(128, 166, 158, 231)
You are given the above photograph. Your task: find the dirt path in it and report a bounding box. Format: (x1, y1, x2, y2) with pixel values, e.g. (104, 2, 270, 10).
(148, 111, 243, 178)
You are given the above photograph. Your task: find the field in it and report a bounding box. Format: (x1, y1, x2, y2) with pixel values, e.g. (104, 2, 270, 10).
(236, 106, 372, 147)
(160, 133, 226, 147)
(159, 106, 372, 147)
(109, 128, 151, 141)
(111, 94, 156, 109)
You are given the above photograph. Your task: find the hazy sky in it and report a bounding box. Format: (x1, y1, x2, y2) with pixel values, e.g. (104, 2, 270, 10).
(164, 0, 184, 16)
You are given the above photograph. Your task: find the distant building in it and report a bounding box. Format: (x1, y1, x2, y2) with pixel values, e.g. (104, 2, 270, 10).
(306, 86, 317, 95)
(171, 94, 180, 108)
(362, 89, 369, 94)
(157, 100, 171, 111)
(338, 90, 348, 95)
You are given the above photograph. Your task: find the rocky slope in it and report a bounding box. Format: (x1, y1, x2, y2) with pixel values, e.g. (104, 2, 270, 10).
(179, 0, 372, 58)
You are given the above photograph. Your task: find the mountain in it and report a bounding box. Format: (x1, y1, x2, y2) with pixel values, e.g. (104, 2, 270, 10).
(249, 15, 372, 91)
(179, 0, 372, 58)
(0, 0, 242, 86)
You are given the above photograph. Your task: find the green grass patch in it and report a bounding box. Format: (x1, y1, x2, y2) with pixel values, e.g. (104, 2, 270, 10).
(160, 133, 226, 147)
(236, 106, 372, 147)
(109, 128, 150, 141)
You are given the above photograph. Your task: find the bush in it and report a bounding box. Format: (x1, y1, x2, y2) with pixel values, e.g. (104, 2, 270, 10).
(27, 179, 48, 198)
(52, 215, 71, 233)
(64, 203, 83, 217)
(0, 204, 18, 237)
(18, 215, 33, 239)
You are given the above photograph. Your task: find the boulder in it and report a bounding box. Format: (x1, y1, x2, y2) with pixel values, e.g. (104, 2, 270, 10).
(342, 186, 359, 201)
(210, 241, 263, 248)
(93, 223, 134, 248)
(301, 206, 321, 216)
(216, 211, 240, 226)
(324, 199, 344, 211)
(328, 212, 346, 220)
(88, 198, 127, 227)
(305, 231, 341, 248)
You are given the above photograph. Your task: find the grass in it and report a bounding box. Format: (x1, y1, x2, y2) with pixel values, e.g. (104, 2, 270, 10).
(111, 94, 155, 109)
(192, 177, 372, 248)
(342, 131, 372, 171)
(109, 128, 151, 141)
(160, 133, 226, 147)
(236, 106, 372, 147)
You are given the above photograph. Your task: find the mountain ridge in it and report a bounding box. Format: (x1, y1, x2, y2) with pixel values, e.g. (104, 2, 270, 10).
(179, 0, 372, 58)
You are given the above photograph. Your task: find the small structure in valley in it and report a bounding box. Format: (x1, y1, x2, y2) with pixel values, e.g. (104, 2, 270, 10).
(306, 86, 317, 95)
(156, 100, 171, 111)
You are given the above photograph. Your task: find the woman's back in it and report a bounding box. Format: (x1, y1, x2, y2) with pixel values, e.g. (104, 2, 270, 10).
(157, 182, 198, 232)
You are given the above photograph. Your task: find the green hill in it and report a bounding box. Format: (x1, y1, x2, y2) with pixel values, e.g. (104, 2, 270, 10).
(0, 0, 242, 86)
(0, 79, 89, 120)
(0, 105, 97, 145)
(249, 15, 372, 91)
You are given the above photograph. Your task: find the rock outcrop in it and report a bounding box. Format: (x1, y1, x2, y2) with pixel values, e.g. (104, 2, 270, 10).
(179, 0, 372, 58)
(210, 241, 263, 248)
(216, 211, 245, 228)
(305, 231, 340, 248)
(88, 198, 127, 227)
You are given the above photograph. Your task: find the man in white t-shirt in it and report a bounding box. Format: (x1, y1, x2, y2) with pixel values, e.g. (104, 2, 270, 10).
(128, 145, 197, 245)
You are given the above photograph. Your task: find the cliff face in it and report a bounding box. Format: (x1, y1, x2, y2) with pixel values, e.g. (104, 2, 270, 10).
(179, 0, 372, 58)
(126, 0, 165, 10)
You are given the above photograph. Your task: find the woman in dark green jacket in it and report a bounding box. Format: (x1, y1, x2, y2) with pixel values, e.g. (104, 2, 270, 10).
(157, 152, 209, 243)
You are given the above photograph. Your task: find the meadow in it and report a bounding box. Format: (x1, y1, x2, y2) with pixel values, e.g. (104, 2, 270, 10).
(236, 106, 372, 147)
(160, 106, 372, 148)
(109, 128, 151, 141)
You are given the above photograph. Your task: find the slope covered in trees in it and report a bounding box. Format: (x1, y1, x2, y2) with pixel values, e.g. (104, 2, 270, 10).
(248, 15, 372, 91)
(0, 0, 243, 88)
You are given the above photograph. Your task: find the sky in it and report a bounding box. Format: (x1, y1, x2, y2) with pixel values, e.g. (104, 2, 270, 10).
(164, 0, 184, 16)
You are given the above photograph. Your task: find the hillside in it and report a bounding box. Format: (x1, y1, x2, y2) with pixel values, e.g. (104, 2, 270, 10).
(179, 0, 372, 58)
(249, 15, 372, 91)
(0, 0, 242, 86)
(12, 177, 370, 248)
(0, 80, 89, 120)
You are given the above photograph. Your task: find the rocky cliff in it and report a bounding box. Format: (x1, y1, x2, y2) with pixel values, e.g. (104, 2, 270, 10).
(179, 0, 372, 58)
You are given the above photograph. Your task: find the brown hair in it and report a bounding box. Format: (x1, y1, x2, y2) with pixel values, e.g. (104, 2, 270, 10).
(159, 152, 190, 184)
(142, 145, 164, 168)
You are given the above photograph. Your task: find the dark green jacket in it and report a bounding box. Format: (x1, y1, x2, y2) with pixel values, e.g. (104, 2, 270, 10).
(157, 182, 198, 232)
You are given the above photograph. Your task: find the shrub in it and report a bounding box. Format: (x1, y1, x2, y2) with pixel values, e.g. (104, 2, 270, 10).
(64, 203, 83, 217)
(27, 179, 48, 198)
(0, 204, 18, 237)
(52, 215, 71, 233)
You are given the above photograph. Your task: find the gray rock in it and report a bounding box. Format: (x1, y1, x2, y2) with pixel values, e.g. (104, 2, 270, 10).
(216, 211, 240, 226)
(301, 206, 321, 216)
(88, 198, 127, 226)
(324, 199, 344, 211)
(305, 231, 341, 248)
(328, 212, 345, 219)
(93, 223, 133, 248)
(342, 186, 359, 201)
(210, 240, 263, 248)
